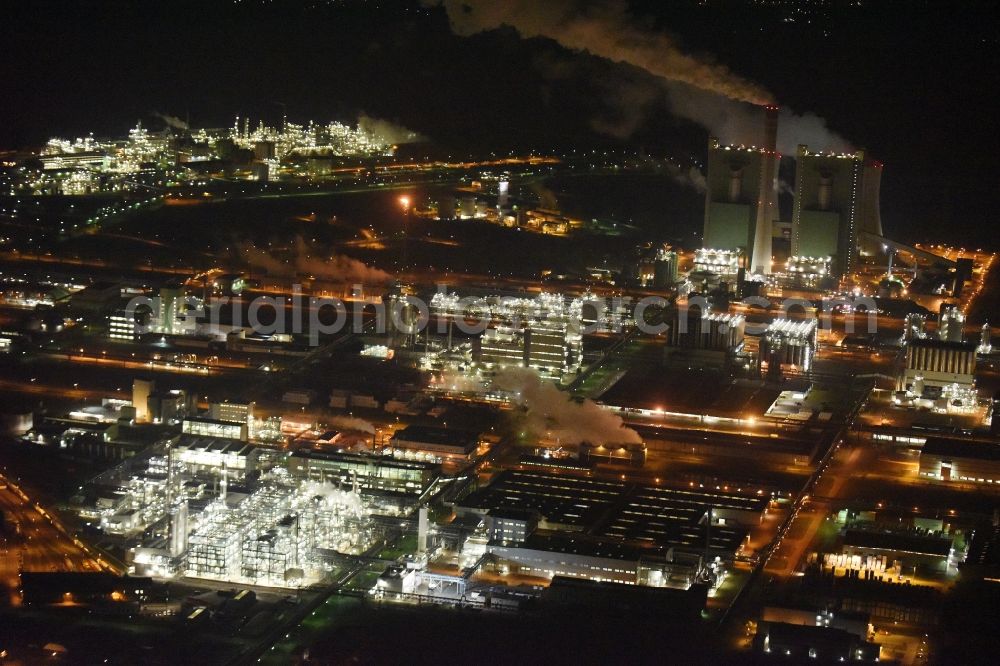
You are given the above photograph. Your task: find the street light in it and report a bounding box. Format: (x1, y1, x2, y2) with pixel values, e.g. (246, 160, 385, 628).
(398, 195, 411, 270)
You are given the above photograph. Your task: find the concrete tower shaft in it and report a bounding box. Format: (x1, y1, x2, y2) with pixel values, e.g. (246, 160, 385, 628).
(750, 105, 779, 274)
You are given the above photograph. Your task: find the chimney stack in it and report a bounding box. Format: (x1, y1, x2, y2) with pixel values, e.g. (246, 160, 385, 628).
(750, 105, 779, 275)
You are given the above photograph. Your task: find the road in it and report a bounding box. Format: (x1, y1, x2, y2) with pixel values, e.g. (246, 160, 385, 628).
(764, 445, 863, 576)
(0, 473, 108, 605)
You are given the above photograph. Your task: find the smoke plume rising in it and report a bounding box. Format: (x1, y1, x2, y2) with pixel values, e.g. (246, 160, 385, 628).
(669, 84, 852, 154)
(358, 114, 425, 145)
(494, 367, 641, 446)
(238, 235, 392, 284)
(432, 0, 770, 104)
(668, 164, 707, 193)
(428, 0, 852, 154)
(154, 112, 189, 131)
(326, 415, 376, 434)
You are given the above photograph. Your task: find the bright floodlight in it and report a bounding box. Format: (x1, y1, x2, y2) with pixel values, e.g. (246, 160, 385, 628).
(399, 195, 410, 210)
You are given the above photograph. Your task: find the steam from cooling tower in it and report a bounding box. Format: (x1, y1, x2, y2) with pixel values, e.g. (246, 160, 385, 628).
(494, 367, 642, 446)
(238, 235, 392, 284)
(426, 0, 853, 154)
(667, 85, 853, 154)
(430, 0, 771, 104)
(357, 114, 425, 145)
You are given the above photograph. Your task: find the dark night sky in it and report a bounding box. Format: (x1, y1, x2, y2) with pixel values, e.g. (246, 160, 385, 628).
(2, 0, 997, 248)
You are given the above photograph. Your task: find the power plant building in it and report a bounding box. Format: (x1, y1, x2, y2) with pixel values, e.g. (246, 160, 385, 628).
(791, 146, 883, 278)
(897, 338, 977, 411)
(702, 105, 779, 275)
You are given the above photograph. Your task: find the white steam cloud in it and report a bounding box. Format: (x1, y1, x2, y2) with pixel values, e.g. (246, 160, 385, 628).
(428, 0, 852, 154)
(669, 164, 707, 193)
(358, 114, 425, 145)
(432, 0, 770, 104)
(494, 367, 641, 446)
(154, 112, 189, 131)
(326, 415, 376, 434)
(669, 85, 853, 154)
(239, 235, 392, 284)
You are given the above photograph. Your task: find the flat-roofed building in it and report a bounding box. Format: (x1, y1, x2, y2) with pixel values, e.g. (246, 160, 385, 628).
(287, 449, 440, 499)
(899, 339, 976, 393)
(542, 575, 708, 621)
(182, 416, 248, 442)
(755, 621, 879, 663)
(147, 389, 192, 425)
(170, 435, 258, 478)
(108, 308, 144, 341)
(918, 437, 1000, 485)
(526, 320, 577, 376)
(389, 425, 482, 461)
(69, 281, 122, 316)
(840, 528, 954, 572)
(209, 400, 255, 438)
(791, 145, 884, 278)
(479, 325, 526, 367)
(488, 533, 704, 588)
(458, 470, 768, 560)
(485, 508, 538, 547)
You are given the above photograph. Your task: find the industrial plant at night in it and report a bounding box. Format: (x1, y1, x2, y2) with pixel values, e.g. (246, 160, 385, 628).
(0, 1, 997, 664)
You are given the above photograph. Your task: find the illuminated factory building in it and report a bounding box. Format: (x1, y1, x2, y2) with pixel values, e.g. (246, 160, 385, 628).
(87, 436, 382, 586)
(430, 291, 584, 378)
(938, 303, 966, 343)
(761, 318, 818, 372)
(693, 248, 741, 278)
(668, 311, 746, 353)
(896, 338, 978, 411)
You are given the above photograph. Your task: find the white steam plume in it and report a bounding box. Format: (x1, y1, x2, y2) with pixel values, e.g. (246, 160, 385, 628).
(668, 164, 706, 193)
(431, 0, 771, 104)
(494, 367, 641, 446)
(358, 114, 425, 145)
(668, 84, 852, 154)
(429, 0, 852, 154)
(326, 415, 376, 434)
(154, 112, 189, 131)
(238, 235, 392, 284)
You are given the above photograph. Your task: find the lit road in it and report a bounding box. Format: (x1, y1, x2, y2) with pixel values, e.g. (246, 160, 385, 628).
(0, 377, 121, 401)
(0, 473, 111, 606)
(0, 249, 193, 275)
(764, 445, 863, 576)
(34, 349, 262, 376)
